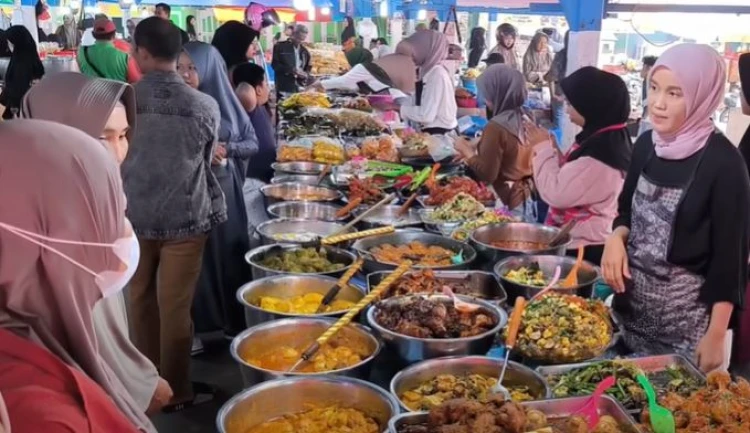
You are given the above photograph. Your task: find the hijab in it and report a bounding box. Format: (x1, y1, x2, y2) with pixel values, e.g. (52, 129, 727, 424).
(0, 119, 156, 432)
(3, 26, 44, 115)
(403, 30, 449, 78)
(523, 32, 552, 74)
(21, 72, 136, 146)
(210, 20, 259, 70)
(737, 53, 750, 174)
(184, 42, 258, 157)
(478, 64, 526, 140)
(345, 46, 373, 67)
(650, 43, 725, 160)
(364, 40, 417, 94)
(468, 27, 485, 68)
(561, 66, 633, 172)
(61, 14, 77, 49)
(341, 16, 355, 45)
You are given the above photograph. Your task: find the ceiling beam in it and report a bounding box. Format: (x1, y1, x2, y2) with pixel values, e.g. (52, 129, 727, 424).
(607, 3, 750, 14)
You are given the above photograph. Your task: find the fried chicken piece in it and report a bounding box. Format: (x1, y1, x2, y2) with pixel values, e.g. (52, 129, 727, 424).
(686, 415, 710, 431)
(674, 410, 690, 429)
(492, 399, 526, 433)
(565, 416, 589, 433)
(661, 393, 686, 411)
(593, 415, 621, 433)
(707, 371, 731, 390)
(730, 377, 750, 399)
(525, 409, 548, 431)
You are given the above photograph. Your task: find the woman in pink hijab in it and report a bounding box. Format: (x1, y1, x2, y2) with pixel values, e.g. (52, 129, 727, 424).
(601, 44, 750, 373)
(0, 120, 153, 431)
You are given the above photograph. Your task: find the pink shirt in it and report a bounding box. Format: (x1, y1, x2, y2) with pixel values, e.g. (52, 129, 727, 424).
(533, 144, 625, 248)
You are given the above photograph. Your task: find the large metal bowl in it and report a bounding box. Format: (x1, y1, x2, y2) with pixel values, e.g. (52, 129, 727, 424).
(354, 205, 422, 230)
(351, 230, 477, 273)
(230, 318, 381, 387)
(255, 218, 356, 246)
(270, 174, 321, 185)
(245, 244, 357, 280)
(267, 201, 349, 221)
(470, 222, 572, 265)
(366, 294, 507, 364)
(367, 270, 507, 306)
(261, 182, 342, 205)
(271, 161, 328, 175)
(217, 376, 399, 433)
(494, 254, 601, 299)
(236, 274, 366, 328)
(390, 356, 550, 411)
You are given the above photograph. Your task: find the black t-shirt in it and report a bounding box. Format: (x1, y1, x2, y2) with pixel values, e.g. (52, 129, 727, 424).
(614, 131, 750, 307)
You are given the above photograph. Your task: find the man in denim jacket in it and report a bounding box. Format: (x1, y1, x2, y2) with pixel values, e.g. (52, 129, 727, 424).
(121, 17, 226, 411)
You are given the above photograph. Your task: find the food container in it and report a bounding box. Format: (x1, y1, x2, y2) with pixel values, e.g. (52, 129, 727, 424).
(351, 230, 478, 274)
(260, 182, 342, 205)
(536, 354, 705, 415)
(470, 222, 571, 265)
(271, 161, 328, 175)
(270, 174, 321, 185)
(236, 274, 366, 328)
(418, 208, 468, 236)
(255, 218, 356, 246)
(354, 205, 423, 230)
(266, 202, 350, 222)
(494, 254, 601, 299)
(390, 356, 550, 411)
(217, 376, 400, 433)
(230, 318, 381, 387)
(386, 395, 641, 433)
(245, 244, 357, 280)
(366, 294, 507, 364)
(366, 270, 507, 306)
(416, 194, 497, 209)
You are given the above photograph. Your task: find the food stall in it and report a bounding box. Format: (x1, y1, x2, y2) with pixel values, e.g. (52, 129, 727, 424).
(215, 75, 725, 433)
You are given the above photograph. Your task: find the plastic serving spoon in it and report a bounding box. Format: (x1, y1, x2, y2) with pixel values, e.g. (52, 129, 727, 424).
(561, 246, 584, 288)
(530, 266, 562, 301)
(491, 296, 526, 400)
(573, 376, 616, 429)
(637, 373, 676, 433)
(442, 285, 480, 313)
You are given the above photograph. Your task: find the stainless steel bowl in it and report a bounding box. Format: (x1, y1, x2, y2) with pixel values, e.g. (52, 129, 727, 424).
(230, 317, 381, 387)
(418, 208, 469, 237)
(367, 270, 507, 306)
(217, 376, 399, 433)
(354, 205, 422, 230)
(494, 254, 601, 299)
(255, 218, 356, 246)
(266, 202, 350, 222)
(261, 182, 342, 204)
(366, 294, 507, 364)
(270, 174, 320, 185)
(351, 230, 478, 273)
(271, 161, 328, 175)
(390, 356, 550, 411)
(245, 244, 357, 280)
(470, 222, 572, 265)
(236, 274, 366, 328)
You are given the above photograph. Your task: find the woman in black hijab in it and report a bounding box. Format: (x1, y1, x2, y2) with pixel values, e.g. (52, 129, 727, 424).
(468, 27, 485, 68)
(529, 66, 633, 264)
(0, 26, 44, 119)
(341, 16, 355, 47)
(738, 53, 750, 175)
(211, 20, 259, 71)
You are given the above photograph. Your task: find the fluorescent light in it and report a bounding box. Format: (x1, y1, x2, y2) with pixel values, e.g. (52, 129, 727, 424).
(293, 0, 312, 10)
(321, 6, 330, 15)
(417, 9, 426, 20)
(307, 8, 316, 20)
(69, 0, 80, 9)
(379, 1, 388, 17)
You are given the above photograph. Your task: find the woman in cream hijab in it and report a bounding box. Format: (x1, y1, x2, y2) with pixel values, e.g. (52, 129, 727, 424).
(21, 72, 172, 424)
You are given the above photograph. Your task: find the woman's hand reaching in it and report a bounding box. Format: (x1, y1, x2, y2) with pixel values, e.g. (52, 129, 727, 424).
(601, 227, 631, 293)
(453, 136, 478, 162)
(523, 120, 553, 151)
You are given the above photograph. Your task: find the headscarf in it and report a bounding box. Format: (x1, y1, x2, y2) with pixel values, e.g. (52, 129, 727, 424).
(402, 30, 449, 77)
(0, 119, 156, 432)
(468, 27, 485, 68)
(3, 26, 44, 115)
(186, 15, 197, 40)
(737, 53, 750, 174)
(523, 32, 552, 77)
(61, 14, 77, 49)
(650, 43, 725, 160)
(497, 23, 517, 49)
(477, 64, 526, 140)
(345, 46, 373, 67)
(184, 42, 257, 157)
(363, 39, 417, 94)
(21, 71, 136, 147)
(210, 20, 259, 70)
(561, 66, 633, 172)
(341, 16, 355, 45)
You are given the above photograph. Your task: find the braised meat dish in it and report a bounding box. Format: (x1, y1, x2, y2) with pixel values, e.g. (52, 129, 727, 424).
(374, 296, 497, 338)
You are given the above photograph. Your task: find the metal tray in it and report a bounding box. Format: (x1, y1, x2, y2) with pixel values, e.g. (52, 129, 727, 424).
(536, 354, 706, 414)
(366, 270, 507, 306)
(387, 395, 642, 433)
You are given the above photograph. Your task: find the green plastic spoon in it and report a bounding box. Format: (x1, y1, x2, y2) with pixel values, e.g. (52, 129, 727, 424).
(636, 373, 676, 433)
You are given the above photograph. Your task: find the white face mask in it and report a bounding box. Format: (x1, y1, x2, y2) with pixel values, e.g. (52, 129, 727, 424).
(0, 221, 140, 298)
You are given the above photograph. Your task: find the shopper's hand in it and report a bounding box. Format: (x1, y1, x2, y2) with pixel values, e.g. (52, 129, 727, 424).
(524, 121, 552, 149)
(146, 378, 173, 414)
(601, 229, 631, 293)
(454, 136, 477, 161)
(696, 329, 726, 373)
(215, 144, 227, 159)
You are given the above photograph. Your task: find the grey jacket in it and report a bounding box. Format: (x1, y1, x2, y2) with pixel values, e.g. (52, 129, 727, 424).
(122, 71, 227, 239)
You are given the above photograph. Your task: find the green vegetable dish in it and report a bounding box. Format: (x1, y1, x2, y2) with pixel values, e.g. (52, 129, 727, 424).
(259, 248, 346, 273)
(547, 360, 703, 411)
(504, 264, 547, 286)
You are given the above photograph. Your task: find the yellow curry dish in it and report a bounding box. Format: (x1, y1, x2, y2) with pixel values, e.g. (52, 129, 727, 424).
(256, 293, 355, 315)
(399, 373, 535, 411)
(243, 406, 379, 433)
